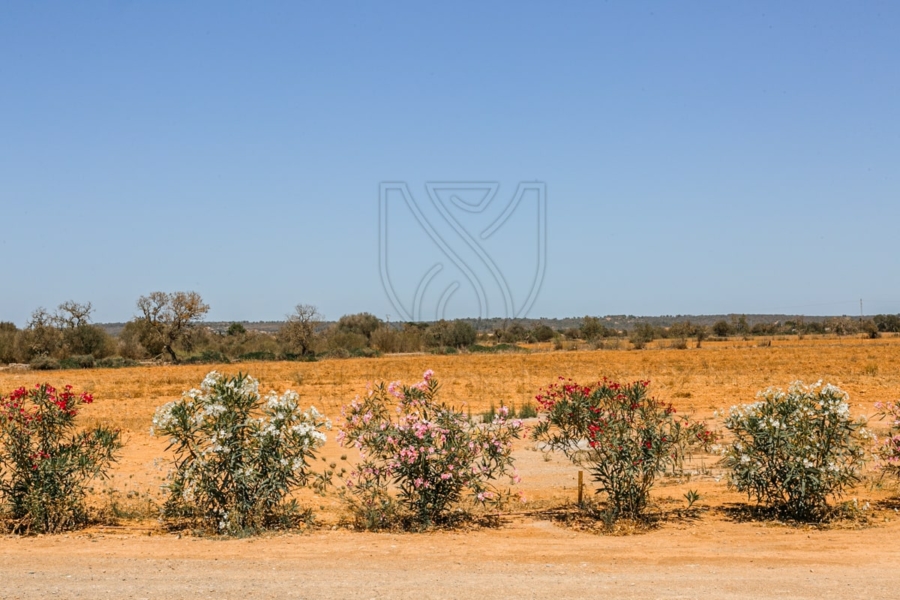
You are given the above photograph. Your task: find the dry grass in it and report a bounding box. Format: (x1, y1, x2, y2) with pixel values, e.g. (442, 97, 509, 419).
(4, 335, 896, 423)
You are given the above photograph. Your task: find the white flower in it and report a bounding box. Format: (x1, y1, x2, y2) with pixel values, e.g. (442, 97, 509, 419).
(201, 371, 221, 390)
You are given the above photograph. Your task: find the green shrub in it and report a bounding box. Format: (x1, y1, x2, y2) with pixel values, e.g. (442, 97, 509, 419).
(95, 356, 139, 369)
(29, 356, 60, 371)
(468, 343, 525, 354)
(629, 323, 656, 350)
(338, 371, 522, 529)
(325, 330, 369, 353)
(59, 354, 95, 370)
(0, 323, 18, 364)
(0, 384, 122, 533)
(428, 346, 458, 355)
(722, 381, 870, 521)
(152, 371, 330, 534)
(280, 352, 318, 362)
(349, 347, 381, 358)
(532, 377, 713, 521)
(517, 401, 538, 419)
(237, 351, 278, 362)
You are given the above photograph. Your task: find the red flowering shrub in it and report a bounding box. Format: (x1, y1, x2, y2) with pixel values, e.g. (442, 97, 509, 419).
(531, 377, 714, 521)
(0, 384, 122, 533)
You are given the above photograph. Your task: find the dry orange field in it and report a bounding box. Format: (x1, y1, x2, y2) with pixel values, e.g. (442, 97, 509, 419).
(2, 336, 900, 599)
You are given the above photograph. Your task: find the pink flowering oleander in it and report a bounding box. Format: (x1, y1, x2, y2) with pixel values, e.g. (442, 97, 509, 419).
(876, 400, 900, 476)
(338, 370, 522, 529)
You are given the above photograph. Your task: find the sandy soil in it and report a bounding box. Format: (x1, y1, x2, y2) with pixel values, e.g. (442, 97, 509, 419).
(2, 515, 899, 599)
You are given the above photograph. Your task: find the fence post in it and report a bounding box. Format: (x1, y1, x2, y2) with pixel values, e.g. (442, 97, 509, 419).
(577, 470, 583, 507)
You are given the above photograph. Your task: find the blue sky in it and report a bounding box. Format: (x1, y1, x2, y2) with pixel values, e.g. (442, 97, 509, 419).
(1, 1, 898, 325)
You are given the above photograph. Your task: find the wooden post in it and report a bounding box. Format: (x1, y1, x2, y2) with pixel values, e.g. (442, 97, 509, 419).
(577, 470, 583, 507)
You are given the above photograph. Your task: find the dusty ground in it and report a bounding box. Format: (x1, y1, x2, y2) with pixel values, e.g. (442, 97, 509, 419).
(2, 336, 900, 598)
(1, 516, 899, 599)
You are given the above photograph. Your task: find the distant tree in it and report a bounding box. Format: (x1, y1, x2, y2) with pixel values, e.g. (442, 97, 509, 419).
(496, 323, 528, 343)
(667, 321, 696, 340)
(750, 322, 777, 336)
(0, 322, 18, 364)
(629, 323, 656, 350)
(278, 304, 321, 356)
(826, 316, 858, 337)
(581, 316, 604, 341)
(53, 301, 94, 328)
(861, 319, 881, 339)
(712, 320, 731, 337)
(874, 314, 900, 333)
(426, 320, 476, 349)
(694, 324, 708, 348)
(118, 320, 150, 360)
(51, 301, 114, 358)
(447, 321, 477, 348)
(531, 324, 556, 343)
(804, 321, 826, 335)
(227, 322, 247, 337)
(562, 327, 584, 340)
(16, 308, 62, 361)
(133, 291, 210, 363)
(667, 320, 706, 348)
(336, 312, 383, 341)
(369, 327, 400, 353)
(731, 315, 750, 336)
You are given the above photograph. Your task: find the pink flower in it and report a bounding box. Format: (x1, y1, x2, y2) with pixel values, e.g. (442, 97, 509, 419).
(423, 369, 434, 381)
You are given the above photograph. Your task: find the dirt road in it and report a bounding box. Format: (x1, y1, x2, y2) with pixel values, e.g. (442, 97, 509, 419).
(2, 515, 898, 599)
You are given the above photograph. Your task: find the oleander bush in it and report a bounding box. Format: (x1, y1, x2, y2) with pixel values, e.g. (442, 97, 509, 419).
(152, 371, 330, 535)
(0, 383, 122, 533)
(532, 377, 714, 522)
(722, 381, 870, 521)
(873, 399, 900, 481)
(338, 370, 523, 530)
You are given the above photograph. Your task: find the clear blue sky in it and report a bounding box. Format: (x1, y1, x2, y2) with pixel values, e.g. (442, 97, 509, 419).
(2, 1, 898, 325)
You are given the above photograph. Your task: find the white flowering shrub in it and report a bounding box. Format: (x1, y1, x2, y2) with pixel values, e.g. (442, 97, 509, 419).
(152, 371, 330, 534)
(723, 381, 870, 520)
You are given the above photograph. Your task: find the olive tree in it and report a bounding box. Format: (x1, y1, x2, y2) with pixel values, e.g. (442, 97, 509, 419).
(52, 301, 114, 358)
(133, 291, 210, 363)
(278, 304, 322, 357)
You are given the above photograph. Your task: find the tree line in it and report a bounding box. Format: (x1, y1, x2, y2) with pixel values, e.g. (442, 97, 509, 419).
(0, 292, 896, 368)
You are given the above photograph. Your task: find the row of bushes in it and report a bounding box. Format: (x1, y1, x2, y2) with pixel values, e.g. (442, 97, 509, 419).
(3, 371, 899, 535)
